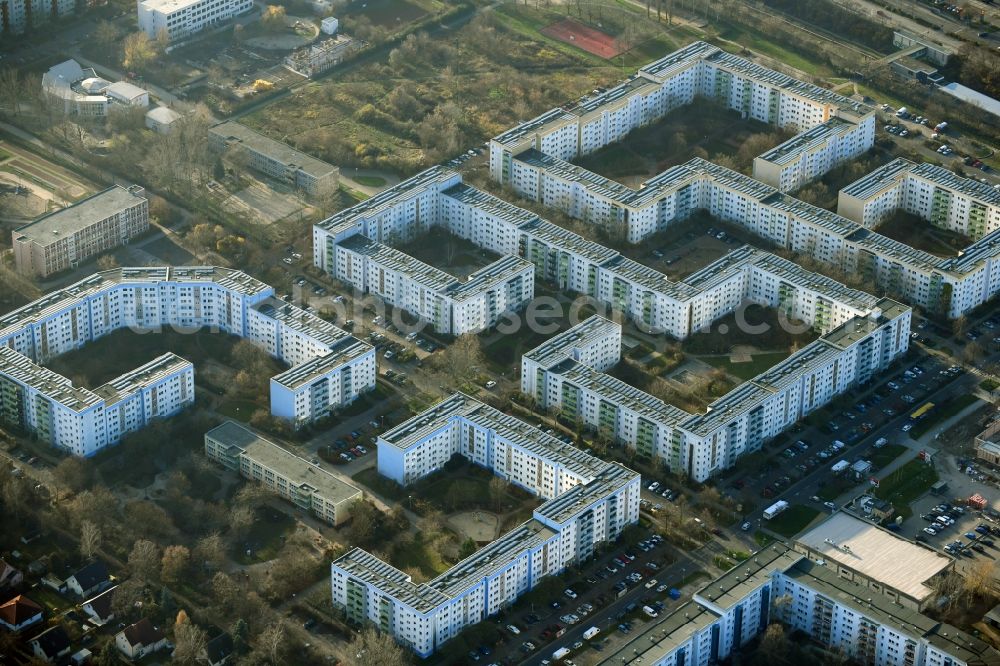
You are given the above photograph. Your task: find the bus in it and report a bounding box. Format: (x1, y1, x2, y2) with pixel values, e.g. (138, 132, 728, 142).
(910, 402, 935, 421)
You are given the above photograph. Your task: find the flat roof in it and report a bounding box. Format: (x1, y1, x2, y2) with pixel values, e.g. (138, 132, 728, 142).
(796, 512, 951, 602)
(940, 81, 1000, 119)
(695, 542, 804, 610)
(14, 185, 146, 246)
(210, 121, 338, 180)
(602, 601, 717, 665)
(92, 352, 191, 406)
(270, 338, 372, 389)
(207, 421, 362, 505)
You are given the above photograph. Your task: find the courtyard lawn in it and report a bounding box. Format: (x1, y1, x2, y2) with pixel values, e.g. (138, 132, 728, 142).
(873, 458, 938, 519)
(391, 532, 452, 579)
(702, 351, 791, 381)
(764, 504, 820, 538)
(216, 399, 261, 422)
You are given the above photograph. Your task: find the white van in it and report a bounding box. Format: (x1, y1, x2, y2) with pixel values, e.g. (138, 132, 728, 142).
(583, 626, 600, 640)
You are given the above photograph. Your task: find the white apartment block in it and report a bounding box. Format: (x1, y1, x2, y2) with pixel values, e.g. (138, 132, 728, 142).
(269, 338, 376, 424)
(137, 0, 252, 41)
(205, 421, 362, 525)
(208, 122, 339, 197)
(0, 267, 374, 454)
(522, 296, 908, 482)
(502, 150, 1000, 320)
(0, 0, 74, 35)
(753, 116, 876, 192)
(0, 346, 193, 457)
(333, 394, 639, 657)
(315, 166, 905, 340)
(334, 235, 534, 335)
(490, 41, 874, 196)
(607, 542, 999, 666)
(839, 157, 1000, 239)
(12, 185, 149, 278)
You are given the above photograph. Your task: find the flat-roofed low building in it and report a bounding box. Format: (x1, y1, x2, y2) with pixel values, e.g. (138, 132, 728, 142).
(205, 420, 362, 525)
(794, 511, 952, 610)
(208, 121, 339, 197)
(12, 185, 149, 278)
(976, 421, 1000, 467)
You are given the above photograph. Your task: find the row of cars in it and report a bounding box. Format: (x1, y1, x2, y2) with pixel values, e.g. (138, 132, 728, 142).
(645, 480, 679, 501)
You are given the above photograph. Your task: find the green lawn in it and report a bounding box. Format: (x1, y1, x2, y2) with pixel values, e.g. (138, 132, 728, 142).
(764, 504, 820, 538)
(234, 506, 297, 564)
(0, 147, 12, 161)
(816, 476, 855, 501)
(216, 399, 260, 422)
(352, 466, 406, 501)
(353, 175, 388, 188)
(869, 443, 906, 469)
(873, 458, 938, 519)
(702, 351, 791, 381)
(391, 532, 452, 579)
(714, 23, 832, 76)
(908, 395, 981, 438)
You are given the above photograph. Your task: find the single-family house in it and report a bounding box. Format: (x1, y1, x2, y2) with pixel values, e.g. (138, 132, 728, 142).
(81, 585, 117, 625)
(203, 631, 234, 666)
(0, 559, 23, 590)
(116, 618, 168, 660)
(65, 561, 111, 598)
(29, 625, 72, 662)
(0, 594, 43, 631)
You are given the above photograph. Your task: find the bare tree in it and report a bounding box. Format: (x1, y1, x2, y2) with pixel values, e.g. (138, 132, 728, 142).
(161, 545, 191, 583)
(489, 476, 508, 513)
(350, 626, 409, 666)
(128, 539, 161, 582)
(433, 334, 485, 386)
(172, 615, 208, 665)
(257, 621, 287, 665)
(194, 532, 228, 571)
(111, 579, 145, 620)
(80, 521, 102, 560)
(228, 504, 255, 543)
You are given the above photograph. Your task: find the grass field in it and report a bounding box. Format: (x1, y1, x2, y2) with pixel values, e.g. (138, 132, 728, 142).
(391, 532, 453, 579)
(869, 443, 906, 469)
(217, 399, 262, 421)
(909, 394, 981, 438)
(703, 351, 792, 381)
(353, 175, 388, 188)
(874, 458, 938, 518)
(876, 211, 972, 258)
(765, 504, 821, 537)
(714, 23, 833, 77)
(234, 507, 297, 564)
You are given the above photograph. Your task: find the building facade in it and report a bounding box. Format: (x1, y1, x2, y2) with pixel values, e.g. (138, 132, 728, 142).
(205, 420, 363, 525)
(137, 0, 253, 41)
(0, 267, 375, 455)
(12, 184, 149, 278)
(490, 41, 875, 210)
(838, 157, 1000, 239)
(333, 395, 640, 657)
(0, 0, 75, 36)
(520, 298, 908, 482)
